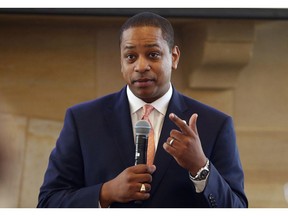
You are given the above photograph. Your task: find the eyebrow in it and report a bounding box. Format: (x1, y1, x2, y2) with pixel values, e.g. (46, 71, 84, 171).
(123, 45, 136, 50)
(144, 43, 160, 48)
(124, 43, 160, 50)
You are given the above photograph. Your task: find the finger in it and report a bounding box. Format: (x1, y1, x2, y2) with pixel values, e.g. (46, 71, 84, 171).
(147, 165, 156, 174)
(167, 137, 176, 147)
(134, 184, 152, 201)
(189, 113, 199, 135)
(134, 191, 151, 201)
(138, 183, 151, 193)
(132, 164, 156, 174)
(136, 173, 153, 183)
(125, 166, 154, 184)
(163, 141, 177, 157)
(169, 129, 186, 142)
(169, 113, 191, 135)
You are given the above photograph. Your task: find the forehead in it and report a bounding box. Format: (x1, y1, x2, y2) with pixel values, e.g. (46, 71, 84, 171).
(121, 26, 168, 49)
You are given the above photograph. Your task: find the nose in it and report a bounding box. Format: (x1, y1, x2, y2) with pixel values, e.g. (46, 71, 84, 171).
(134, 56, 151, 73)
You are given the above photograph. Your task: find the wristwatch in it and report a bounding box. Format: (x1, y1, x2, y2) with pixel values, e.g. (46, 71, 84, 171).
(189, 160, 210, 181)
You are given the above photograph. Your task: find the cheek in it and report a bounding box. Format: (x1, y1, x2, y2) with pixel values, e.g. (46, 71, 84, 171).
(159, 64, 172, 80)
(121, 61, 128, 76)
(121, 67, 132, 83)
(121, 70, 128, 81)
(120, 59, 125, 73)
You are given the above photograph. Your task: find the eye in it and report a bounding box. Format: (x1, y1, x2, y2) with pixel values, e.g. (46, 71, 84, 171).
(125, 54, 137, 62)
(149, 52, 161, 59)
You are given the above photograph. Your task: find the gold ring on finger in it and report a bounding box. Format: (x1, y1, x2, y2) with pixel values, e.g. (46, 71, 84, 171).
(169, 138, 175, 146)
(140, 183, 146, 192)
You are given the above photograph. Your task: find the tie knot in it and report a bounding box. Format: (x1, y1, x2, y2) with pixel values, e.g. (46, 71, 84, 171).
(142, 104, 154, 120)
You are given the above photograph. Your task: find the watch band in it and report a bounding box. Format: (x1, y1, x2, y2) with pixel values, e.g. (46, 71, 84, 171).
(189, 159, 210, 181)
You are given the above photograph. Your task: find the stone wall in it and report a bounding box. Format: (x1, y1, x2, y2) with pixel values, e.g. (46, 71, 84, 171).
(0, 14, 287, 207)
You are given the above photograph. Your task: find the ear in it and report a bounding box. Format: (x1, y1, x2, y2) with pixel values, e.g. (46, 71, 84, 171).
(171, 45, 180, 70)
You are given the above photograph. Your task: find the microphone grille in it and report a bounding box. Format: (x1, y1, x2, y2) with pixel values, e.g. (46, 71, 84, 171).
(135, 120, 150, 135)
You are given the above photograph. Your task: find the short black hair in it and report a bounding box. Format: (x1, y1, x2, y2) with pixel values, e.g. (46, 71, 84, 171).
(119, 12, 175, 51)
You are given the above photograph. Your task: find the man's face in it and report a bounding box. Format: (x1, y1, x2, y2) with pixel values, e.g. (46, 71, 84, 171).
(120, 26, 180, 103)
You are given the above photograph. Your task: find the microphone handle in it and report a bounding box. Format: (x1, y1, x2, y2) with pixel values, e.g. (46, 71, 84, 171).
(134, 134, 148, 205)
(135, 134, 148, 165)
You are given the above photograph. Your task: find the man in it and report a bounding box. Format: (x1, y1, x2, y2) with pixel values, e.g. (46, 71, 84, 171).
(38, 12, 248, 208)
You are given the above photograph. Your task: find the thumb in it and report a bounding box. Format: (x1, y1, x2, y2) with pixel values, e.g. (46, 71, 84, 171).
(189, 113, 199, 135)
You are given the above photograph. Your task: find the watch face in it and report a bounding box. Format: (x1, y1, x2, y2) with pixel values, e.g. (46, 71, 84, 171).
(199, 170, 209, 180)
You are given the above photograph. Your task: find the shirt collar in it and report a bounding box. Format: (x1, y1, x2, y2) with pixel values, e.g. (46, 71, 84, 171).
(126, 83, 173, 115)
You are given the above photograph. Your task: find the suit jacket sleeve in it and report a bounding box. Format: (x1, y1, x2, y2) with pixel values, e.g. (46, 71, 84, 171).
(203, 116, 248, 207)
(37, 108, 101, 207)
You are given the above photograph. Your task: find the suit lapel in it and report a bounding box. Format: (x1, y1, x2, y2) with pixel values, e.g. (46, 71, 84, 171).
(150, 89, 189, 196)
(104, 88, 189, 192)
(104, 87, 136, 168)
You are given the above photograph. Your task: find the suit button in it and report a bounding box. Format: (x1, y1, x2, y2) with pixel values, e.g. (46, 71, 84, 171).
(208, 194, 217, 208)
(208, 194, 214, 200)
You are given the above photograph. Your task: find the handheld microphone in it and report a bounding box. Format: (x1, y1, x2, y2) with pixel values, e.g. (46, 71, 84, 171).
(134, 120, 150, 205)
(134, 120, 150, 165)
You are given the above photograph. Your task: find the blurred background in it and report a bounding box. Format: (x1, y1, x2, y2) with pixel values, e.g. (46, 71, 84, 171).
(0, 8, 288, 207)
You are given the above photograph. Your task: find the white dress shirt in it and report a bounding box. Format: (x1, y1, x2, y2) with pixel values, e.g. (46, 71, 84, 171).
(127, 84, 172, 151)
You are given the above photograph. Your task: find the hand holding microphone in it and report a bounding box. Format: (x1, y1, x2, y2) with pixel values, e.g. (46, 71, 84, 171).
(133, 120, 155, 204)
(99, 120, 156, 207)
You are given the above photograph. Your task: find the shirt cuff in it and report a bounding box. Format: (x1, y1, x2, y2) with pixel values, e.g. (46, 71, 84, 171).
(189, 173, 210, 193)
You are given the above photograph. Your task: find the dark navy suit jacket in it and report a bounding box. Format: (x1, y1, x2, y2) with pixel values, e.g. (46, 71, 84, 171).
(38, 87, 248, 208)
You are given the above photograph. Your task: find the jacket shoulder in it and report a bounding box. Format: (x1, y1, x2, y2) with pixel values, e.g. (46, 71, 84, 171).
(177, 91, 230, 120)
(68, 88, 126, 115)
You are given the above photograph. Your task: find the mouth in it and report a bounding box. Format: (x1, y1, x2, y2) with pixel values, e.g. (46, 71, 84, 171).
(132, 78, 156, 87)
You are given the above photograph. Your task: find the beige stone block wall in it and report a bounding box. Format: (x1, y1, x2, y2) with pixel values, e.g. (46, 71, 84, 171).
(234, 21, 288, 207)
(0, 16, 100, 120)
(0, 113, 27, 207)
(19, 118, 62, 207)
(0, 14, 287, 207)
(237, 130, 288, 207)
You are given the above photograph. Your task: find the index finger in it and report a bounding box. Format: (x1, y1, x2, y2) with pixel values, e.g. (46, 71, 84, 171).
(169, 113, 191, 135)
(132, 164, 156, 174)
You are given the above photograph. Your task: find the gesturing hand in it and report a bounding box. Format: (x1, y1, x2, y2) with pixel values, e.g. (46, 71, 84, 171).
(163, 113, 207, 175)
